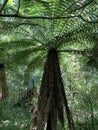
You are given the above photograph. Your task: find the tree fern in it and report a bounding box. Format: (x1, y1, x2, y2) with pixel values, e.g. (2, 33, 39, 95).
(0, 0, 98, 130)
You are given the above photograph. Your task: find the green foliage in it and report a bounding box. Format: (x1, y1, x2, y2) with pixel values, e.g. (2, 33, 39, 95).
(0, 0, 98, 130)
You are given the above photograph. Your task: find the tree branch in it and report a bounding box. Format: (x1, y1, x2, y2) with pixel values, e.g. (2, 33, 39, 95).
(0, 0, 8, 13)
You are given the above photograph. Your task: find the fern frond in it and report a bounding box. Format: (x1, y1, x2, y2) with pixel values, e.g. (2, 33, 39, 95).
(7, 45, 45, 65)
(24, 52, 46, 84)
(0, 39, 42, 50)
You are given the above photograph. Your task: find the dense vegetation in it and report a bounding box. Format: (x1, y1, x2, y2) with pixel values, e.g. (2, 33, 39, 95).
(0, 0, 98, 130)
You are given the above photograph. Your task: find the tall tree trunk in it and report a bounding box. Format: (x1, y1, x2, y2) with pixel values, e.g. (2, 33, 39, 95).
(0, 63, 8, 100)
(46, 114, 52, 130)
(33, 49, 75, 130)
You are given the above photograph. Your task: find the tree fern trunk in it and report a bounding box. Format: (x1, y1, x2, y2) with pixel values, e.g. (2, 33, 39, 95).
(46, 114, 51, 130)
(0, 63, 8, 99)
(35, 49, 75, 130)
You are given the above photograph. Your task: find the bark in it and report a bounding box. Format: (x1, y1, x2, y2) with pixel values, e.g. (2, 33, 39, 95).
(36, 49, 58, 130)
(0, 63, 8, 99)
(31, 49, 75, 130)
(46, 115, 52, 130)
(55, 50, 75, 130)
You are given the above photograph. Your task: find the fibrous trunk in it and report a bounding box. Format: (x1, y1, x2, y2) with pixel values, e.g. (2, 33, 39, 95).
(0, 63, 8, 100)
(36, 49, 75, 130)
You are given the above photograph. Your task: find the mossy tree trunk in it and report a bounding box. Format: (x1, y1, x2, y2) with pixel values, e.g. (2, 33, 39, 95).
(0, 63, 8, 100)
(35, 49, 75, 130)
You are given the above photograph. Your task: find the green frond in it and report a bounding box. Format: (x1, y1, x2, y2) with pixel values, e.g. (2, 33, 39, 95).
(24, 52, 46, 84)
(7, 45, 45, 65)
(36, 0, 52, 16)
(0, 39, 40, 50)
(0, 0, 98, 70)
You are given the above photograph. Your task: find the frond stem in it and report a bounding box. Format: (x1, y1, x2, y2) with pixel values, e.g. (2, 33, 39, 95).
(58, 49, 98, 54)
(0, 14, 79, 20)
(0, 0, 8, 13)
(16, 0, 20, 14)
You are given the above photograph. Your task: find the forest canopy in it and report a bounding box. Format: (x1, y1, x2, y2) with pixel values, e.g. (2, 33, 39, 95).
(0, 0, 98, 130)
